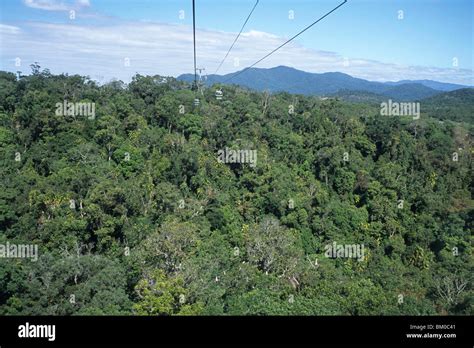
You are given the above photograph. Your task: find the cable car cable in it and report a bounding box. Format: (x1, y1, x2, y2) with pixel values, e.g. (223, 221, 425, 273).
(192, 0, 198, 90)
(223, 0, 348, 84)
(214, 0, 260, 75)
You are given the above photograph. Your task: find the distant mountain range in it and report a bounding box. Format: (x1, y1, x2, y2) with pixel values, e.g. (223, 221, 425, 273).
(177, 66, 471, 102)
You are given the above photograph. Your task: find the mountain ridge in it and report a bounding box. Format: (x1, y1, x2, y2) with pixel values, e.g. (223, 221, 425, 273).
(177, 66, 471, 101)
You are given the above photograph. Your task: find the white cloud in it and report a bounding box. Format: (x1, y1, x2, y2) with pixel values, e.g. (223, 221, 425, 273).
(23, 0, 90, 11)
(1, 20, 472, 86)
(0, 24, 21, 35)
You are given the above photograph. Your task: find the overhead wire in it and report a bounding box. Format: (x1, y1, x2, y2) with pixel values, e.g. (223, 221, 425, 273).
(192, 0, 198, 90)
(214, 0, 260, 75)
(223, 0, 348, 83)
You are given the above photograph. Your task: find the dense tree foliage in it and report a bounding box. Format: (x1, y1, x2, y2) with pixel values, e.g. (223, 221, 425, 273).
(0, 67, 472, 315)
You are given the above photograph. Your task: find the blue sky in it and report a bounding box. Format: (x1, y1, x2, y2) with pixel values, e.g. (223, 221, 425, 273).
(0, 0, 472, 84)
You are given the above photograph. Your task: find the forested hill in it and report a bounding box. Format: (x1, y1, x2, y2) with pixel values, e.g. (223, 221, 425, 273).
(420, 88, 474, 123)
(0, 67, 472, 315)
